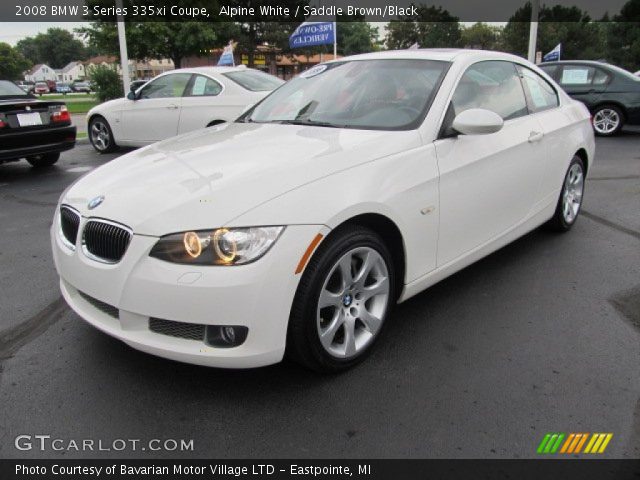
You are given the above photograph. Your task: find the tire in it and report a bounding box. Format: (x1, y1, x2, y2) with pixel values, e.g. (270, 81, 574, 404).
(287, 225, 396, 373)
(592, 104, 624, 136)
(546, 155, 586, 232)
(89, 115, 117, 153)
(26, 152, 60, 167)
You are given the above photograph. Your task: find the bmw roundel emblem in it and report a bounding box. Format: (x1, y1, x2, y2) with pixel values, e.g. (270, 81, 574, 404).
(88, 195, 105, 210)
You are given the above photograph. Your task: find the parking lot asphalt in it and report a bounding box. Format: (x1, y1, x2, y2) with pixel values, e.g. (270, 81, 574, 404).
(0, 131, 638, 459)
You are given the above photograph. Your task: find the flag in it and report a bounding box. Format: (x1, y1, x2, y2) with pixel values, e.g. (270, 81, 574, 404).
(218, 41, 235, 66)
(289, 22, 335, 49)
(543, 43, 561, 62)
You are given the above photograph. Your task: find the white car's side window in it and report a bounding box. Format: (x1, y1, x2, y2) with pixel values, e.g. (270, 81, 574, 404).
(187, 75, 223, 97)
(518, 66, 559, 113)
(451, 61, 528, 121)
(139, 73, 192, 100)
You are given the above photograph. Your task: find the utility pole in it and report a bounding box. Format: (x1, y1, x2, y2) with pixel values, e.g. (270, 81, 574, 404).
(116, 0, 131, 95)
(527, 0, 539, 63)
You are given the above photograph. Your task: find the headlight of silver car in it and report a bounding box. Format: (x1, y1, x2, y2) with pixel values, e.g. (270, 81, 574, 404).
(149, 226, 285, 265)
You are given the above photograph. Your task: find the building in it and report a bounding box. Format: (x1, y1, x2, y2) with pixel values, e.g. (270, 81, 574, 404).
(130, 58, 174, 80)
(183, 46, 341, 80)
(25, 64, 57, 82)
(56, 61, 86, 83)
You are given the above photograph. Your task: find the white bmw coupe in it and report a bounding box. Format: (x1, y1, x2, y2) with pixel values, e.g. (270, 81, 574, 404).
(86, 65, 283, 152)
(53, 50, 594, 372)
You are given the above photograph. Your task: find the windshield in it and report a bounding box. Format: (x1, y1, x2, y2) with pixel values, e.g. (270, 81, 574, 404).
(223, 70, 284, 92)
(0, 81, 31, 98)
(243, 59, 449, 130)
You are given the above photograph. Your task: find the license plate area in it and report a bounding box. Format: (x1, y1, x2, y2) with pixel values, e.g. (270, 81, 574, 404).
(17, 112, 43, 127)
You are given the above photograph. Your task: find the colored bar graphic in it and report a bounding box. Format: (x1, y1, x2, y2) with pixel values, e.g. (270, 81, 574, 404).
(538, 433, 613, 454)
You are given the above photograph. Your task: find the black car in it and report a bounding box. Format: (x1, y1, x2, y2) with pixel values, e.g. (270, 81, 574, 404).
(0, 80, 76, 167)
(540, 60, 640, 136)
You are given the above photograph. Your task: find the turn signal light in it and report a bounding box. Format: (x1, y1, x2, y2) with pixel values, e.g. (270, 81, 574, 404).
(51, 106, 71, 123)
(0, 119, 5, 128)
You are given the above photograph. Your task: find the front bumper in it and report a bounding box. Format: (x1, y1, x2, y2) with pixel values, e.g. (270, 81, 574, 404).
(0, 125, 76, 161)
(51, 211, 325, 368)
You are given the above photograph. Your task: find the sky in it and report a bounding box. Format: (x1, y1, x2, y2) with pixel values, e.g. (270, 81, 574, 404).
(1, 22, 88, 45)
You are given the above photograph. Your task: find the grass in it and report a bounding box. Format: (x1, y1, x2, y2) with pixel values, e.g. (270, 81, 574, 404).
(76, 132, 88, 139)
(40, 93, 96, 102)
(65, 101, 99, 115)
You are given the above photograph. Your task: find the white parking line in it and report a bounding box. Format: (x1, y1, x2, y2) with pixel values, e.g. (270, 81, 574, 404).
(65, 166, 94, 173)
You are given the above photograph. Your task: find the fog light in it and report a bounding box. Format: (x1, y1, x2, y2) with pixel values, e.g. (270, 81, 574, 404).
(205, 325, 248, 348)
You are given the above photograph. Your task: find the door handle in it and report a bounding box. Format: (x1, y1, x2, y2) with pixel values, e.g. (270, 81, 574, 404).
(528, 131, 544, 143)
(166, 104, 179, 110)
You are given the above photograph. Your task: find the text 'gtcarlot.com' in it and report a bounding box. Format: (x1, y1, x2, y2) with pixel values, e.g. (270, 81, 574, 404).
(14, 435, 194, 452)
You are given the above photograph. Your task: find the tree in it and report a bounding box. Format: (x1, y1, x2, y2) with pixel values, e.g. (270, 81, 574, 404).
(0, 43, 31, 80)
(386, 5, 461, 49)
(461, 22, 503, 50)
(89, 64, 123, 102)
(16, 28, 87, 68)
(337, 16, 380, 55)
(502, 3, 606, 61)
(605, 0, 640, 71)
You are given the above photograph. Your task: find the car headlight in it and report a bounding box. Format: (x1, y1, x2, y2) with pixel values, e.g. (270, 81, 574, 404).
(149, 226, 285, 265)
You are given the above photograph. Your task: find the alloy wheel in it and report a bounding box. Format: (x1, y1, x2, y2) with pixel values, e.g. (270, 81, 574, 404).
(562, 163, 584, 224)
(593, 108, 620, 135)
(316, 247, 390, 359)
(90, 120, 111, 151)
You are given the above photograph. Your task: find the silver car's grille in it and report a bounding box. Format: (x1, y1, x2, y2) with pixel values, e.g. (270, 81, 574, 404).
(82, 219, 132, 263)
(149, 318, 206, 341)
(78, 291, 119, 319)
(59, 206, 80, 248)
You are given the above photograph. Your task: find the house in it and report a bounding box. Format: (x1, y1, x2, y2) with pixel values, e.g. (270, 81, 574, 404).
(83, 55, 122, 76)
(130, 58, 174, 79)
(25, 64, 57, 82)
(56, 61, 86, 82)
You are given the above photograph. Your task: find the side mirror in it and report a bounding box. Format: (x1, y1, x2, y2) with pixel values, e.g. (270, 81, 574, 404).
(129, 83, 138, 92)
(126, 91, 137, 101)
(452, 108, 504, 135)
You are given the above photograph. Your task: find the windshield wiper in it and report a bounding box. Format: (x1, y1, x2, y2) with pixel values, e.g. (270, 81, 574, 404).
(278, 119, 345, 128)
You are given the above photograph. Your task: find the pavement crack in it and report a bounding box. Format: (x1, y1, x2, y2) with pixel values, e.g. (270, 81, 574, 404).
(0, 296, 68, 362)
(581, 209, 640, 241)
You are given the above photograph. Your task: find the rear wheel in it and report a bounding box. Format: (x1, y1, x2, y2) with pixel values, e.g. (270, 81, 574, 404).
(287, 226, 395, 372)
(26, 152, 60, 167)
(592, 105, 623, 136)
(89, 116, 117, 153)
(546, 156, 585, 232)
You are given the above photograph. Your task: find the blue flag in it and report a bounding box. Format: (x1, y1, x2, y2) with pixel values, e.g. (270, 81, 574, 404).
(218, 42, 235, 66)
(289, 22, 335, 49)
(543, 43, 561, 62)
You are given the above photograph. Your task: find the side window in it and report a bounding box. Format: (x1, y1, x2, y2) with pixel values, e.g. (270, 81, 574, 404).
(592, 68, 610, 85)
(518, 66, 559, 113)
(539, 65, 559, 80)
(559, 66, 594, 86)
(187, 75, 223, 97)
(450, 61, 528, 121)
(139, 73, 192, 99)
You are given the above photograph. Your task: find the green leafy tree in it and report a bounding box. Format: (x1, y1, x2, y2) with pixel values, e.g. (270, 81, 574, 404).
(502, 3, 606, 61)
(16, 28, 87, 68)
(461, 22, 503, 50)
(0, 43, 31, 80)
(605, 0, 640, 71)
(89, 64, 123, 102)
(386, 5, 461, 49)
(337, 16, 380, 55)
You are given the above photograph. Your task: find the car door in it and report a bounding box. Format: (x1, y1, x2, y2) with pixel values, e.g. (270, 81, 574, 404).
(120, 72, 192, 143)
(557, 64, 609, 109)
(179, 74, 226, 134)
(434, 60, 546, 266)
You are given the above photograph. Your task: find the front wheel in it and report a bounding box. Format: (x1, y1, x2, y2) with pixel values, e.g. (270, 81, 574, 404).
(546, 156, 585, 232)
(89, 116, 117, 153)
(592, 105, 624, 136)
(26, 152, 60, 167)
(287, 226, 396, 373)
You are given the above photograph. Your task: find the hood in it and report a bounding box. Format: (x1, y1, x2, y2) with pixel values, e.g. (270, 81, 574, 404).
(63, 122, 421, 235)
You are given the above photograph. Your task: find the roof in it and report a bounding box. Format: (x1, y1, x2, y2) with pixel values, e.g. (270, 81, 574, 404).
(60, 61, 82, 73)
(338, 48, 523, 64)
(175, 65, 251, 75)
(28, 64, 45, 75)
(84, 55, 117, 65)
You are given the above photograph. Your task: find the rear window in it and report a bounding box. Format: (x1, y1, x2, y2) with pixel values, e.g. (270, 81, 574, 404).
(223, 70, 284, 92)
(0, 80, 30, 98)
